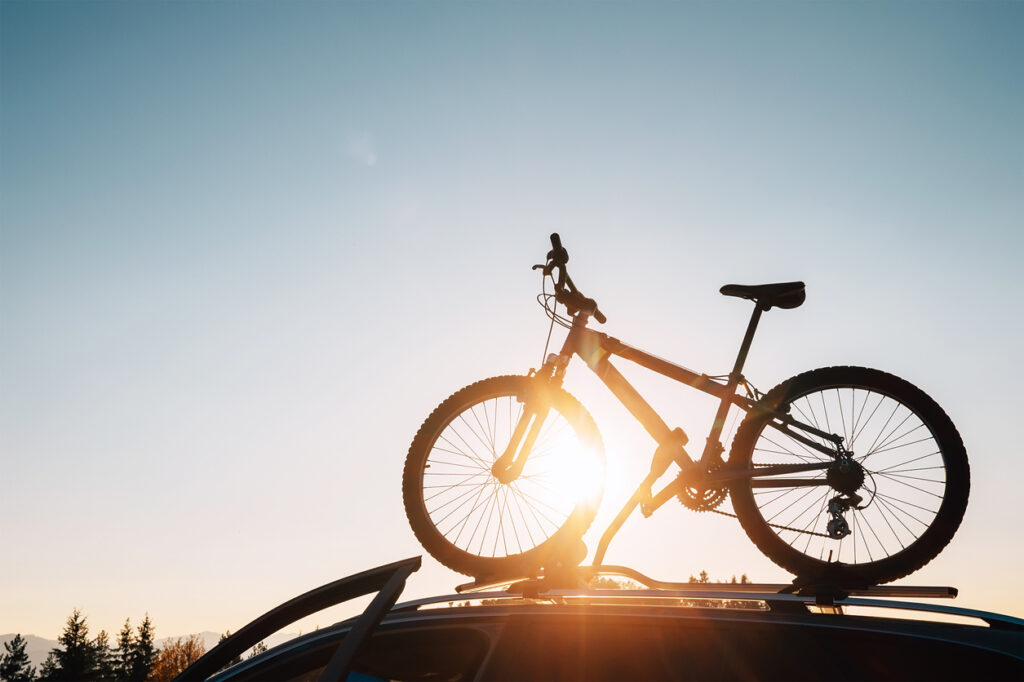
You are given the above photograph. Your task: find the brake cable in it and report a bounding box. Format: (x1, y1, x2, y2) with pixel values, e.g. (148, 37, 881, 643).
(541, 274, 559, 365)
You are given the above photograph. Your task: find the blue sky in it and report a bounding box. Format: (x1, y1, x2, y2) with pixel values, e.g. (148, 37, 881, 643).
(2, 1, 1022, 638)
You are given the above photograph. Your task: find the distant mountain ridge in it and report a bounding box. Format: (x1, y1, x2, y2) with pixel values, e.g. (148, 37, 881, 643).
(1, 631, 299, 671)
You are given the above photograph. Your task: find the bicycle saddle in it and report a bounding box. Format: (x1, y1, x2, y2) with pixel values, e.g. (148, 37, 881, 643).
(720, 282, 806, 311)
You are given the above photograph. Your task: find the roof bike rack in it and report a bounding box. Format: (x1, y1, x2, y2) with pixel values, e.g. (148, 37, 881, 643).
(456, 564, 956, 599)
(174, 556, 421, 682)
(445, 569, 1023, 630)
(417, 587, 1024, 630)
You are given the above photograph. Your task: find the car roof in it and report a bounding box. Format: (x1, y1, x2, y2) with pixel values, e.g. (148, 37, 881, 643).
(177, 557, 1024, 682)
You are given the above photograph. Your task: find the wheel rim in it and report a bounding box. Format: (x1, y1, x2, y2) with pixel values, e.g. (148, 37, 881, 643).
(746, 384, 949, 567)
(420, 391, 603, 560)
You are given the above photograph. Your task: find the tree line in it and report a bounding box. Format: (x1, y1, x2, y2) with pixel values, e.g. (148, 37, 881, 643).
(1, 610, 253, 682)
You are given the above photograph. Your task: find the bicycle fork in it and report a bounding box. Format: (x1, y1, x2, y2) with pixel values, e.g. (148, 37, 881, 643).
(491, 402, 550, 484)
(490, 357, 568, 483)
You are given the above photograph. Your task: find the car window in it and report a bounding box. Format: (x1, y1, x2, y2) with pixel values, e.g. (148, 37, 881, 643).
(483, 615, 1023, 681)
(224, 625, 491, 682)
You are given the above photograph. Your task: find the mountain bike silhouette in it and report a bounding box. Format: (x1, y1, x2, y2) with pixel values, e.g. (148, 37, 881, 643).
(403, 234, 969, 585)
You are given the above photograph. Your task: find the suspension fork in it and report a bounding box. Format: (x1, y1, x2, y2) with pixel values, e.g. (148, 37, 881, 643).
(491, 401, 550, 483)
(491, 355, 568, 484)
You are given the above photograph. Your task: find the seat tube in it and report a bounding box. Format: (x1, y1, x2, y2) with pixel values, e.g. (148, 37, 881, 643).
(704, 305, 763, 462)
(731, 304, 764, 378)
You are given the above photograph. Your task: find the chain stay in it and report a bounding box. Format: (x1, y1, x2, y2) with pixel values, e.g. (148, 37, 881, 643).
(702, 461, 835, 538)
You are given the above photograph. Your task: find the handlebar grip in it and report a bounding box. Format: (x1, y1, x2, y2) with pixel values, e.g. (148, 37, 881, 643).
(547, 233, 569, 267)
(594, 309, 607, 324)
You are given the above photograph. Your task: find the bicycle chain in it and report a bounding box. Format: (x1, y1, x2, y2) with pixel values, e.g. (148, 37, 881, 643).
(708, 506, 833, 538)
(704, 462, 835, 539)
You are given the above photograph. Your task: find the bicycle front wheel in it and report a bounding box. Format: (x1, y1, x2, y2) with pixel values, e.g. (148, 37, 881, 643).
(403, 375, 605, 578)
(729, 366, 969, 584)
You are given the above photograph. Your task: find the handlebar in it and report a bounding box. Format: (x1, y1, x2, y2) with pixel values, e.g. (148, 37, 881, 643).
(535, 233, 606, 324)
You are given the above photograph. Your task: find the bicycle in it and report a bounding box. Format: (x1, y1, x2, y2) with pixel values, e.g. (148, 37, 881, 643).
(402, 234, 970, 585)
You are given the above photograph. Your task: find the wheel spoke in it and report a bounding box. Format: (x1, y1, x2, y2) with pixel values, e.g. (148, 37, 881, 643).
(875, 451, 941, 473)
(429, 476, 491, 517)
(874, 472, 945, 498)
(437, 432, 492, 470)
(862, 402, 902, 460)
(450, 483, 491, 546)
(864, 412, 917, 458)
(850, 392, 885, 449)
(509, 483, 561, 533)
(433, 479, 494, 530)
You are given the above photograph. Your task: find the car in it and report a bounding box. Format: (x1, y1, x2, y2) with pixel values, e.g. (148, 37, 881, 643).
(174, 557, 1023, 682)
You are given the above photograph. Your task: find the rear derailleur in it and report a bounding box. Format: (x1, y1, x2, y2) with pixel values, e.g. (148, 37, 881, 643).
(826, 493, 863, 539)
(825, 451, 866, 539)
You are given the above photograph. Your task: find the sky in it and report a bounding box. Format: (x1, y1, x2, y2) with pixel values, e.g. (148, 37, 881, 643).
(2, 0, 1022, 640)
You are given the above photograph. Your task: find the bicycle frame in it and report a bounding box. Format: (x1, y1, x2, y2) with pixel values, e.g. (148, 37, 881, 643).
(505, 305, 849, 566)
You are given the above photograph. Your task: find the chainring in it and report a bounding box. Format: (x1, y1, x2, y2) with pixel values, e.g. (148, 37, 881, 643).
(675, 470, 728, 512)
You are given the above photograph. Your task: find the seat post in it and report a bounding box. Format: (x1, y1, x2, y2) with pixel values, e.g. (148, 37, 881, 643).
(731, 304, 764, 379)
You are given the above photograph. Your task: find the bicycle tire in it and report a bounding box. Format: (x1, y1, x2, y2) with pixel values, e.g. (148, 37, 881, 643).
(728, 366, 969, 584)
(403, 375, 605, 578)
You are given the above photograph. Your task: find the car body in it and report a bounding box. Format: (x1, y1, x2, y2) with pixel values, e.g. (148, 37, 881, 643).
(176, 558, 1024, 682)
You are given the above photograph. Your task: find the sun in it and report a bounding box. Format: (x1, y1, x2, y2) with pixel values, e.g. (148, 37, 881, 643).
(517, 423, 605, 513)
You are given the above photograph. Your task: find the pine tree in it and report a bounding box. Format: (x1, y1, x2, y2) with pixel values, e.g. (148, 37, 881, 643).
(128, 615, 156, 682)
(1, 634, 37, 682)
(116, 619, 134, 681)
(91, 630, 116, 682)
(36, 654, 57, 682)
(43, 609, 97, 681)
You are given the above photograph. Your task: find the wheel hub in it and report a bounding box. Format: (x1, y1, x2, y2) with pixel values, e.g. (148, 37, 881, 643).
(826, 456, 865, 495)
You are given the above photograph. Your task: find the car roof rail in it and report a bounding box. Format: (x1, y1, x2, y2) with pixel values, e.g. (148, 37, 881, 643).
(174, 556, 421, 682)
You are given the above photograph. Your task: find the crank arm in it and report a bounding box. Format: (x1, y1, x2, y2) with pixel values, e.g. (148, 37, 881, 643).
(642, 479, 684, 516)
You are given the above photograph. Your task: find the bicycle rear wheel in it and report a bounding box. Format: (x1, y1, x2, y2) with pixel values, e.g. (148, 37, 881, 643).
(729, 366, 969, 584)
(403, 375, 605, 578)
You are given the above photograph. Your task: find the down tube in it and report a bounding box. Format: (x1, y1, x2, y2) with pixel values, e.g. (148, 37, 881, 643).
(587, 355, 674, 446)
